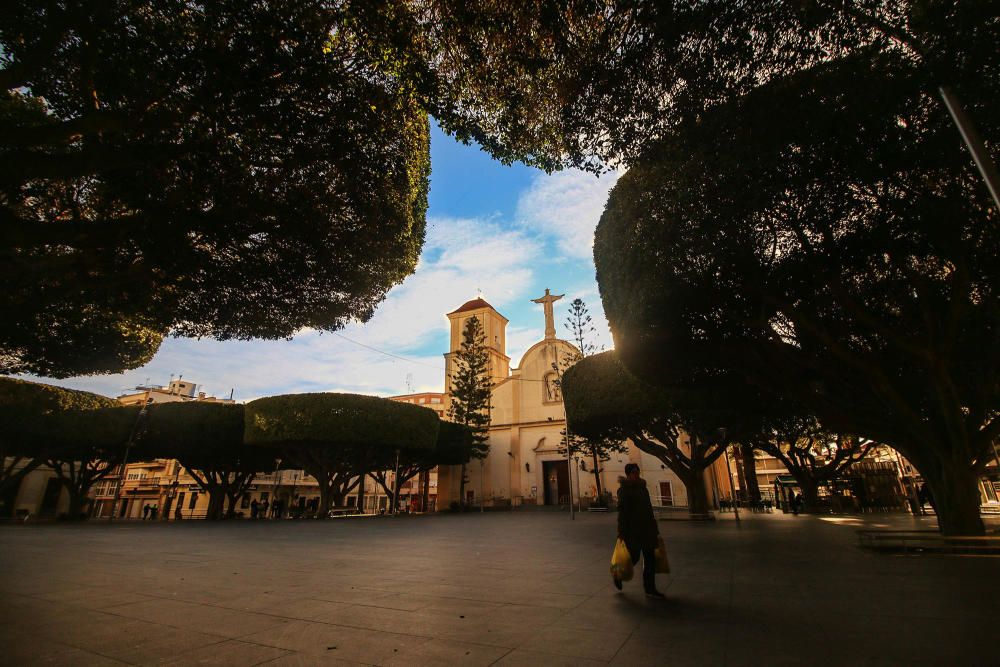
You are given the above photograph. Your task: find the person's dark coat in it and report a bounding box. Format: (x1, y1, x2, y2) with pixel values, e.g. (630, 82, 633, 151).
(617, 476, 658, 549)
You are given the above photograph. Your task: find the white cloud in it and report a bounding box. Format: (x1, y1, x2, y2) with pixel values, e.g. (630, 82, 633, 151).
(348, 215, 540, 352)
(515, 169, 620, 259)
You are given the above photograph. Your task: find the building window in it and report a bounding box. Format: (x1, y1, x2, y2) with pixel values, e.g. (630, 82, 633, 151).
(188, 492, 198, 509)
(430, 397, 441, 404)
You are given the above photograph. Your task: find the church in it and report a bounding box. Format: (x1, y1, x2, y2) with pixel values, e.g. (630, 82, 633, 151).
(407, 292, 732, 511)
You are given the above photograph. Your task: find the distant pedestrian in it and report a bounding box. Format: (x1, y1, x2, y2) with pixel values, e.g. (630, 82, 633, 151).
(142, 504, 151, 520)
(614, 463, 665, 599)
(150, 504, 158, 520)
(251, 499, 260, 519)
(791, 493, 801, 515)
(919, 483, 937, 513)
(261, 498, 269, 519)
(174, 505, 183, 521)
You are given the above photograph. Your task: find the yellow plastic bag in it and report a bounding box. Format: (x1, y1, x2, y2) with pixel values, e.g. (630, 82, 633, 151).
(610, 539, 634, 581)
(654, 535, 671, 574)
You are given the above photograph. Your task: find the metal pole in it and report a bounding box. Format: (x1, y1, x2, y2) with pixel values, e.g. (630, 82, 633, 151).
(939, 86, 1000, 211)
(480, 459, 485, 513)
(725, 445, 740, 523)
(109, 394, 151, 520)
(392, 449, 401, 516)
(552, 349, 575, 520)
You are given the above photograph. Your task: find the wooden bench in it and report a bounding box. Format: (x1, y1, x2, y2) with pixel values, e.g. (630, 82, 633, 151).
(858, 529, 1000, 554)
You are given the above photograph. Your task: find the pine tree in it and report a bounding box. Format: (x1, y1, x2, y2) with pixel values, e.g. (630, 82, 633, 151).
(558, 299, 625, 506)
(448, 316, 492, 508)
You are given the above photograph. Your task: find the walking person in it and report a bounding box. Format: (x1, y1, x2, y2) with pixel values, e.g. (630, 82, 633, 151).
(251, 499, 259, 520)
(142, 503, 151, 520)
(614, 463, 665, 598)
(150, 504, 158, 520)
(260, 498, 269, 520)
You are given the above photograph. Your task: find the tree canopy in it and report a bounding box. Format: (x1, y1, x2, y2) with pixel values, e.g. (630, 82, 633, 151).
(346, 1, 996, 171)
(245, 393, 439, 451)
(562, 351, 744, 515)
(594, 52, 999, 534)
(141, 402, 275, 519)
(0, 377, 120, 506)
(1, 1, 430, 377)
(245, 392, 439, 515)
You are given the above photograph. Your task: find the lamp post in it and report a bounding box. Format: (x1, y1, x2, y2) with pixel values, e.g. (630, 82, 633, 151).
(552, 349, 575, 521)
(109, 394, 152, 521)
(392, 448, 401, 516)
(718, 428, 739, 523)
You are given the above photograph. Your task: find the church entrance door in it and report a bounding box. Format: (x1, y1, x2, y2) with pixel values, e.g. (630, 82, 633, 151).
(542, 460, 569, 506)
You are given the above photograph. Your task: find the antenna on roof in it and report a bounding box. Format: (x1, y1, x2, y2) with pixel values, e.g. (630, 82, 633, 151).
(229, 388, 234, 400)
(406, 373, 413, 393)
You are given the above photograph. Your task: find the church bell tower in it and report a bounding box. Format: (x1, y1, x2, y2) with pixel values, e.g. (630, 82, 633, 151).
(444, 297, 510, 392)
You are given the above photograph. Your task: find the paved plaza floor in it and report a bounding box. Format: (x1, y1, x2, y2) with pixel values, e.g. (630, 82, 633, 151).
(1, 510, 997, 666)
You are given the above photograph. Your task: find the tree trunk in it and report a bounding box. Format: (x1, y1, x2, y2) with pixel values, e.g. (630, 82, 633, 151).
(421, 469, 430, 512)
(224, 492, 239, 519)
(798, 477, 820, 514)
(741, 446, 761, 503)
(356, 473, 366, 514)
(459, 462, 468, 509)
(925, 458, 985, 536)
(684, 468, 711, 516)
(66, 485, 89, 520)
(206, 489, 226, 520)
(592, 450, 604, 503)
(317, 481, 331, 519)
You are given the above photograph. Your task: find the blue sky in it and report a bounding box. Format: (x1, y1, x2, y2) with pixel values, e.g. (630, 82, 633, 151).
(41, 124, 619, 401)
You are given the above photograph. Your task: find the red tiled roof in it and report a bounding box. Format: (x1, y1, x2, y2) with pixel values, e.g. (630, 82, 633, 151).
(448, 297, 496, 315)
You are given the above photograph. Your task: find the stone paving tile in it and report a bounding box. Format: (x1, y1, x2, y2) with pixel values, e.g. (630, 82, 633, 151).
(157, 639, 291, 666)
(377, 638, 512, 666)
(96, 630, 228, 664)
(106, 598, 294, 639)
(610, 636, 726, 667)
(239, 619, 429, 663)
(487, 603, 568, 626)
(492, 648, 608, 666)
(519, 625, 631, 662)
(258, 654, 369, 667)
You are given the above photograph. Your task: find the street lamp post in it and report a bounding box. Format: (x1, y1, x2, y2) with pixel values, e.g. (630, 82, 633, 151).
(109, 395, 152, 521)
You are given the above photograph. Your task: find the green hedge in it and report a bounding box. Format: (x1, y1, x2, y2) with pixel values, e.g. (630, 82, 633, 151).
(245, 393, 439, 451)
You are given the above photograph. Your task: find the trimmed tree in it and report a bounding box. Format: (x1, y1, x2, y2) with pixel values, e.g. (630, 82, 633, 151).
(756, 416, 876, 513)
(0, 377, 118, 516)
(594, 53, 999, 534)
(141, 402, 275, 520)
(32, 405, 139, 519)
(1, 3, 430, 377)
(448, 315, 492, 507)
(558, 298, 624, 504)
(245, 393, 439, 518)
(563, 351, 756, 517)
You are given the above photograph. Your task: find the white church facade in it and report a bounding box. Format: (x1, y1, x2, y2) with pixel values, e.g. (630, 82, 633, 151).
(423, 292, 730, 510)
